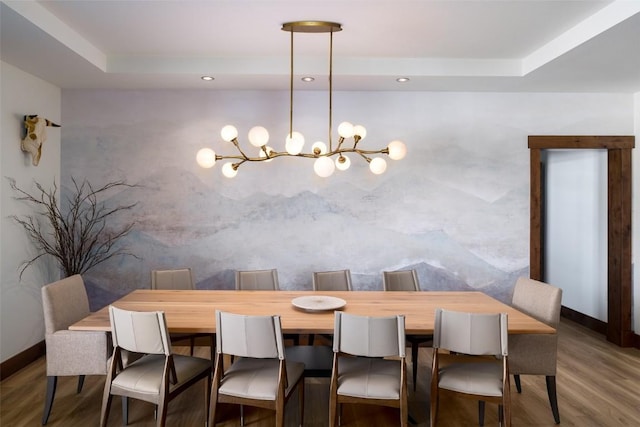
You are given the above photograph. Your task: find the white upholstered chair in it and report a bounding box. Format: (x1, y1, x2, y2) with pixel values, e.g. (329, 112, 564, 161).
(151, 268, 202, 356)
(100, 306, 212, 427)
(41, 274, 111, 425)
(209, 310, 305, 427)
(383, 269, 432, 390)
(430, 309, 510, 427)
(329, 311, 408, 427)
(507, 277, 562, 424)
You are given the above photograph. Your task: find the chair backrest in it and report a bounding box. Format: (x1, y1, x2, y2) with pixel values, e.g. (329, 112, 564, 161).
(382, 270, 419, 291)
(215, 310, 284, 359)
(42, 274, 91, 334)
(235, 269, 279, 290)
(109, 306, 171, 355)
(512, 277, 562, 328)
(433, 308, 508, 356)
(313, 269, 352, 291)
(151, 268, 195, 290)
(333, 311, 405, 358)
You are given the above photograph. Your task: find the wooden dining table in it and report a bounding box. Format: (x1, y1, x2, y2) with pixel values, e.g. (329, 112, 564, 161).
(70, 290, 556, 335)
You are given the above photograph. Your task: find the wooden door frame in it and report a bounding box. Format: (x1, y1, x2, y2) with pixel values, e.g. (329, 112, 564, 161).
(529, 135, 634, 347)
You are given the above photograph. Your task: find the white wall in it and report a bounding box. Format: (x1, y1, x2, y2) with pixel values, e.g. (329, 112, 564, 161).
(545, 149, 608, 321)
(0, 61, 61, 363)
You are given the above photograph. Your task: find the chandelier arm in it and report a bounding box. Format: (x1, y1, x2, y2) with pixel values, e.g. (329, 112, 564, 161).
(230, 139, 251, 159)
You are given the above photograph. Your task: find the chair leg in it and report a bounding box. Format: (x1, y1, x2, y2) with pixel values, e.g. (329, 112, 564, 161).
(411, 342, 419, 391)
(190, 337, 195, 356)
(546, 375, 560, 424)
(514, 374, 522, 393)
(309, 334, 315, 345)
(42, 376, 57, 425)
(77, 375, 86, 393)
(157, 397, 168, 427)
(121, 396, 129, 425)
(298, 379, 305, 427)
(478, 401, 485, 426)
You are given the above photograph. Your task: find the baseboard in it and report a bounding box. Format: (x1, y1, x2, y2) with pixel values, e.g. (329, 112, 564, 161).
(561, 306, 640, 349)
(0, 340, 45, 381)
(561, 306, 607, 335)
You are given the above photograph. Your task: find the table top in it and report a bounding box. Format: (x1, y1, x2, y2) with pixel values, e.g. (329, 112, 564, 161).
(70, 290, 556, 335)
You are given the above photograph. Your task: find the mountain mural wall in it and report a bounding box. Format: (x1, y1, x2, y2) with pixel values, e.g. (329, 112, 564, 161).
(60, 90, 631, 310)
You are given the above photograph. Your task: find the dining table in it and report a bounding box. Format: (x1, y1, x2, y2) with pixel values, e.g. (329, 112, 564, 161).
(69, 289, 556, 335)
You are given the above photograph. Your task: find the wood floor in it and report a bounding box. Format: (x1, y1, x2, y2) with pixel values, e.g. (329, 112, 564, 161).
(2, 318, 639, 426)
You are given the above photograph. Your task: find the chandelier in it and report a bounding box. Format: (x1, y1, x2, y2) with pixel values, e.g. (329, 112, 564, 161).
(196, 21, 407, 178)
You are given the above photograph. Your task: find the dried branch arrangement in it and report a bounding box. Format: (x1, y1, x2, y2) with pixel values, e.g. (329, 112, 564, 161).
(8, 177, 139, 279)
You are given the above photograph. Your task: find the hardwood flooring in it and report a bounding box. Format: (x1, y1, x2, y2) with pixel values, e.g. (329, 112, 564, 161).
(1, 318, 639, 426)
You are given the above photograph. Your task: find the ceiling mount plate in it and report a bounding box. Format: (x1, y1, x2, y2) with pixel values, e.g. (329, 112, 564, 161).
(282, 21, 342, 33)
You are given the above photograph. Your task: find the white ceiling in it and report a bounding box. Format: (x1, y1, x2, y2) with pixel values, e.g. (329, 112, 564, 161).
(1, 0, 640, 92)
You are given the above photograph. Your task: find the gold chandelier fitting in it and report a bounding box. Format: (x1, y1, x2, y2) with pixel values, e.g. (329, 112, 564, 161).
(196, 21, 407, 178)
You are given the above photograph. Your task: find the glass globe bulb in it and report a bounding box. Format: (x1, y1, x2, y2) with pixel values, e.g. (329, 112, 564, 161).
(314, 156, 336, 177)
(387, 140, 407, 160)
(311, 141, 327, 155)
(220, 125, 238, 142)
(248, 126, 269, 147)
(335, 155, 351, 171)
(337, 121, 354, 138)
(285, 131, 305, 155)
(353, 125, 367, 140)
(221, 162, 238, 178)
(369, 157, 387, 175)
(259, 146, 275, 162)
(196, 148, 216, 168)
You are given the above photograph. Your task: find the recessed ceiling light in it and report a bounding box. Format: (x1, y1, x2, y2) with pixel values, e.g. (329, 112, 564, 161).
(396, 77, 410, 83)
(201, 76, 215, 81)
(301, 76, 315, 82)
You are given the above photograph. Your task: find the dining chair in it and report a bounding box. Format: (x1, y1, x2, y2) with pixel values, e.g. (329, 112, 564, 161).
(209, 310, 305, 427)
(151, 268, 203, 356)
(382, 269, 432, 391)
(502, 277, 562, 424)
(329, 311, 408, 427)
(100, 306, 212, 427)
(430, 308, 510, 427)
(309, 269, 352, 345)
(235, 268, 299, 345)
(312, 269, 353, 291)
(235, 268, 279, 290)
(41, 274, 112, 425)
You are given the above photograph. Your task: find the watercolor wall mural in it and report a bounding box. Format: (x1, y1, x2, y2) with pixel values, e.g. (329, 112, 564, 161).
(60, 90, 633, 310)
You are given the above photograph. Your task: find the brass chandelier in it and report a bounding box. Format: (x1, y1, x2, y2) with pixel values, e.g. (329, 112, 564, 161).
(196, 21, 406, 178)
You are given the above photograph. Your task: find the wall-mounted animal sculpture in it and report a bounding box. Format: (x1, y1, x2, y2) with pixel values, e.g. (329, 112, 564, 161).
(21, 115, 61, 166)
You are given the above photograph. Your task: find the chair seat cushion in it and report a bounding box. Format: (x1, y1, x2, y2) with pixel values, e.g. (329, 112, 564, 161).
(438, 361, 503, 397)
(337, 357, 401, 399)
(219, 358, 305, 400)
(111, 354, 211, 401)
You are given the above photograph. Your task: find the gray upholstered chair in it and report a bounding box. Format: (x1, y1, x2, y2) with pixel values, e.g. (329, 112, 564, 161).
(235, 268, 279, 290)
(209, 310, 305, 427)
(312, 269, 352, 291)
(329, 311, 408, 427)
(430, 309, 510, 427)
(41, 274, 111, 425)
(506, 277, 562, 424)
(309, 269, 352, 346)
(383, 269, 432, 390)
(151, 268, 202, 356)
(235, 269, 299, 345)
(100, 306, 212, 427)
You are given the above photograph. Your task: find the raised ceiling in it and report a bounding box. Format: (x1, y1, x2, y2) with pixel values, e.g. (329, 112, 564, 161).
(1, 0, 639, 92)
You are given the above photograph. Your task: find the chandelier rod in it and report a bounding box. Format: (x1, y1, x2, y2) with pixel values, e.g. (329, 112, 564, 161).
(328, 28, 334, 152)
(289, 27, 294, 139)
